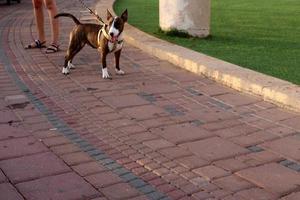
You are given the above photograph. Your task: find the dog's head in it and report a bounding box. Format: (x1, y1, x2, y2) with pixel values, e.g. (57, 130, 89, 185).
(107, 9, 128, 43)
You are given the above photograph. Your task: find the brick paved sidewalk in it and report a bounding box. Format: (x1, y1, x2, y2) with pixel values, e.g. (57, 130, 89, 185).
(1, 0, 300, 200)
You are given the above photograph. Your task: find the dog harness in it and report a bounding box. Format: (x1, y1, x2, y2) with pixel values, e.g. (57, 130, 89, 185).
(97, 24, 124, 53)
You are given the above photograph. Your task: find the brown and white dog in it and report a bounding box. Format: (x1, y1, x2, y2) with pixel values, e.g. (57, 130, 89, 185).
(54, 9, 128, 79)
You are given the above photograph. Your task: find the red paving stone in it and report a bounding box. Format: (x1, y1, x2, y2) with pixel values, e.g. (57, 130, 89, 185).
(1, 0, 300, 199)
(85, 171, 123, 189)
(0, 183, 24, 200)
(16, 172, 99, 200)
(181, 137, 249, 161)
(150, 123, 212, 144)
(262, 135, 300, 161)
(0, 124, 29, 141)
(236, 163, 300, 196)
(0, 137, 48, 160)
(0, 152, 70, 184)
(101, 183, 141, 200)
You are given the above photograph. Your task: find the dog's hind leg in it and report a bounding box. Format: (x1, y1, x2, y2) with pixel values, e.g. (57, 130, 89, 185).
(62, 40, 85, 75)
(114, 50, 125, 75)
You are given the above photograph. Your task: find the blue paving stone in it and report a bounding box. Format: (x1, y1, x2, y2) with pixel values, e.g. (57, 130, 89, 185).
(113, 168, 131, 176)
(81, 145, 96, 152)
(146, 191, 166, 200)
(279, 159, 294, 166)
(86, 149, 102, 156)
(186, 87, 203, 96)
(129, 179, 147, 188)
(138, 185, 156, 194)
(246, 145, 264, 152)
(120, 173, 137, 182)
(105, 163, 122, 170)
(209, 99, 232, 110)
(100, 158, 115, 165)
(287, 163, 300, 172)
(94, 154, 108, 160)
(164, 105, 185, 116)
(190, 119, 204, 127)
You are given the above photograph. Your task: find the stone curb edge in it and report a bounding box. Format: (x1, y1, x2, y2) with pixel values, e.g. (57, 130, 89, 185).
(96, 0, 300, 112)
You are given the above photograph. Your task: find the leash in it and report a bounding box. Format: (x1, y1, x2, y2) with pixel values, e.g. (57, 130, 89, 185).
(78, 0, 105, 25)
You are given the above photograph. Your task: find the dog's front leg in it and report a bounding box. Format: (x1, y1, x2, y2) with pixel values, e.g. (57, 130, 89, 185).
(115, 50, 125, 75)
(101, 52, 110, 79)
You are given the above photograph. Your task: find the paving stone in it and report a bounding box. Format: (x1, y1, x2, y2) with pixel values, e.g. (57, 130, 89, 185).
(72, 161, 107, 176)
(128, 195, 150, 200)
(42, 136, 70, 147)
(213, 175, 253, 193)
(102, 94, 149, 109)
(281, 192, 300, 200)
(215, 93, 259, 107)
(256, 108, 297, 122)
(234, 187, 278, 200)
(16, 172, 99, 200)
(50, 143, 81, 155)
(193, 165, 230, 181)
(280, 116, 300, 130)
(159, 146, 192, 160)
(0, 124, 29, 141)
(0, 110, 20, 124)
(122, 104, 169, 120)
(151, 123, 212, 144)
(0, 137, 48, 160)
(266, 126, 296, 137)
(236, 163, 300, 195)
(180, 137, 248, 161)
(101, 182, 140, 200)
(213, 158, 249, 172)
(60, 152, 93, 166)
(141, 83, 180, 94)
(85, 171, 123, 188)
(0, 183, 24, 200)
(0, 170, 7, 183)
(213, 124, 259, 138)
(176, 155, 208, 170)
(0, 152, 70, 184)
(262, 135, 300, 161)
(230, 130, 279, 147)
(201, 119, 242, 131)
(143, 139, 174, 150)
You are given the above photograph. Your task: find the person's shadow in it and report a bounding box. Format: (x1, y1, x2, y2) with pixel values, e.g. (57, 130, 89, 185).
(0, 0, 20, 6)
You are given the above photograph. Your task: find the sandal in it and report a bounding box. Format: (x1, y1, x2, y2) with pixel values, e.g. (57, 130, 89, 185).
(25, 39, 46, 49)
(45, 43, 60, 54)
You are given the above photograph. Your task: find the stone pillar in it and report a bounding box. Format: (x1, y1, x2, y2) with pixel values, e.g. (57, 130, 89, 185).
(159, 0, 210, 38)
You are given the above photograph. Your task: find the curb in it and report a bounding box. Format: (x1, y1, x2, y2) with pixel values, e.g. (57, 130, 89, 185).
(96, 0, 300, 112)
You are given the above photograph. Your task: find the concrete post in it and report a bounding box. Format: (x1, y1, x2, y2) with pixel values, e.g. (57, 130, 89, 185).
(159, 0, 210, 38)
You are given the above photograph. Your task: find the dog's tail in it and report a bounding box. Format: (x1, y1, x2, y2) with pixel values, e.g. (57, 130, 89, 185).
(54, 13, 81, 25)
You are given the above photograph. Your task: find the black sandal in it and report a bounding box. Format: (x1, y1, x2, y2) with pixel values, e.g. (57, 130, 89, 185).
(45, 43, 60, 54)
(25, 39, 46, 49)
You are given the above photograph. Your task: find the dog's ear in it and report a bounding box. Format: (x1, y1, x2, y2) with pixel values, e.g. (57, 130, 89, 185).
(107, 9, 113, 21)
(121, 9, 128, 23)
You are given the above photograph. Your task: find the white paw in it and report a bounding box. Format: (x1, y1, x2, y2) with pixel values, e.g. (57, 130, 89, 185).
(68, 61, 76, 69)
(102, 68, 110, 79)
(62, 67, 70, 75)
(115, 69, 125, 75)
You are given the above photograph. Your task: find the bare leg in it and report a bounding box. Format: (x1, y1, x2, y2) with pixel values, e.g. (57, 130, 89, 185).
(44, 0, 59, 45)
(32, 0, 46, 42)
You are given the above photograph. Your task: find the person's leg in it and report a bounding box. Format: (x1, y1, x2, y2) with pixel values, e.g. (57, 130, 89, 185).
(32, 0, 46, 43)
(44, 0, 59, 45)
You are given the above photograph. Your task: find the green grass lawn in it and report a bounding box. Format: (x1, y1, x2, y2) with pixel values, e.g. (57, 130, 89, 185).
(114, 0, 300, 84)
